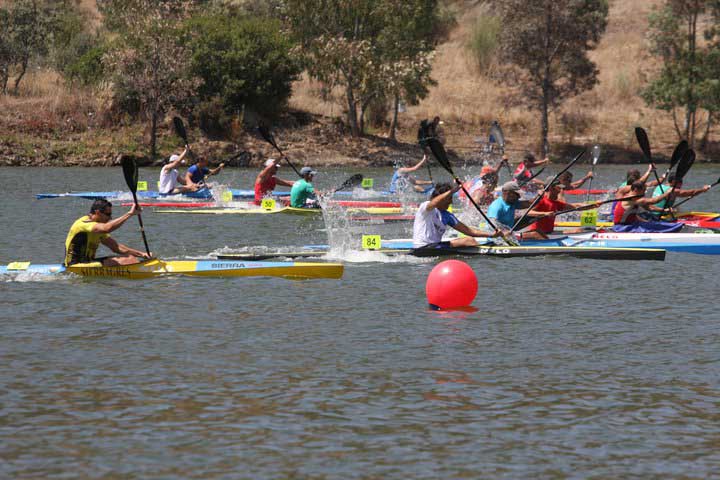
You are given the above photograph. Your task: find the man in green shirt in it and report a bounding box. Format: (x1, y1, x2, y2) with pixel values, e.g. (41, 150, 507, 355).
(290, 167, 319, 208)
(650, 172, 710, 217)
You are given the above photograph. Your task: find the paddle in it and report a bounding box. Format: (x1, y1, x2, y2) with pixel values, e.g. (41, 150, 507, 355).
(509, 149, 586, 234)
(257, 123, 302, 177)
(417, 120, 434, 183)
(172, 116, 195, 160)
(517, 166, 545, 187)
(489, 120, 512, 177)
(635, 127, 662, 186)
(330, 174, 363, 194)
(522, 195, 642, 229)
(585, 145, 601, 202)
(662, 140, 688, 180)
(426, 137, 517, 245)
(671, 175, 720, 210)
(121, 157, 151, 257)
(665, 148, 695, 219)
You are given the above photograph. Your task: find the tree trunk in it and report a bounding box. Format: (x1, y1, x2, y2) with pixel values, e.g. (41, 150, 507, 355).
(345, 85, 360, 137)
(388, 93, 399, 141)
(0, 66, 8, 95)
(540, 3, 552, 157)
(13, 57, 28, 94)
(150, 108, 158, 160)
(700, 111, 713, 151)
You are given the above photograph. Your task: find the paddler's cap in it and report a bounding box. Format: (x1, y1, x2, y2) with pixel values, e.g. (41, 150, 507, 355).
(168, 154, 180, 163)
(501, 181, 521, 192)
(265, 158, 278, 167)
(300, 166, 316, 176)
(480, 165, 494, 175)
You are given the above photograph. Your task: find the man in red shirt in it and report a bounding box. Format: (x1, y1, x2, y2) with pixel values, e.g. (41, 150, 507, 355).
(520, 176, 600, 240)
(254, 159, 295, 205)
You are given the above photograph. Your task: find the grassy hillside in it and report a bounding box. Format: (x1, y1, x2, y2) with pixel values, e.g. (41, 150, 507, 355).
(291, 0, 710, 160)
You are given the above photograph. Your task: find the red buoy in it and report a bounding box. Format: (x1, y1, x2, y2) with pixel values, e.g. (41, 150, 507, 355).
(426, 260, 478, 310)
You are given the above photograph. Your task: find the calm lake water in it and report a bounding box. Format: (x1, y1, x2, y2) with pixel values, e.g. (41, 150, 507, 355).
(2, 164, 719, 478)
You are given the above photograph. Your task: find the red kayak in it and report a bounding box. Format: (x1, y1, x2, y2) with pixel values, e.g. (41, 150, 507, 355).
(349, 215, 414, 223)
(564, 189, 610, 195)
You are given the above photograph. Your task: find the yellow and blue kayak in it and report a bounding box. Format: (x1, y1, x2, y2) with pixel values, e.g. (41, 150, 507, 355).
(1, 259, 344, 280)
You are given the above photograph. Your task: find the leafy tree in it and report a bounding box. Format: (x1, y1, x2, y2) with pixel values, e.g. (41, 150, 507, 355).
(495, 0, 608, 156)
(285, 0, 440, 137)
(186, 14, 301, 120)
(50, 1, 105, 86)
(0, 8, 12, 94)
(642, 0, 716, 148)
(100, 0, 199, 158)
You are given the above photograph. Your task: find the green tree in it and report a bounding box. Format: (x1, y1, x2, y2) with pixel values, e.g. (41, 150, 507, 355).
(100, 0, 199, 158)
(285, 0, 440, 137)
(186, 14, 300, 119)
(642, 0, 716, 148)
(495, 0, 608, 156)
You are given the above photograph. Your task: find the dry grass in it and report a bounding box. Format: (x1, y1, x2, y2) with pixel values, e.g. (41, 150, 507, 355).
(291, 0, 714, 158)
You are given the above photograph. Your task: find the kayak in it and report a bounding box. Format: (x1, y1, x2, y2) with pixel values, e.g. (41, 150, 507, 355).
(36, 188, 395, 201)
(564, 189, 610, 195)
(154, 206, 404, 215)
(349, 215, 414, 223)
(221, 242, 665, 261)
(0, 259, 344, 280)
(556, 212, 720, 231)
(123, 200, 408, 209)
(523, 232, 720, 254)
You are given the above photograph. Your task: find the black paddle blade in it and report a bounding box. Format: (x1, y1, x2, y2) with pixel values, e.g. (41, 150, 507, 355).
(257, 123, 277, 148)
(635, 127, 651, 161)
(173, 116, 188, 144)
(337, 174, 363, 191)
(121, 156, 138, 194)
(427, 138, 454, 177)
(669, 140, 688, 169)
(676, 149, 695, 181)
(489, 121, 505, 147)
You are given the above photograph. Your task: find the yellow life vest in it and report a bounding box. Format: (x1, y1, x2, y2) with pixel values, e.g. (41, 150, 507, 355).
(64, 216, 109, 266)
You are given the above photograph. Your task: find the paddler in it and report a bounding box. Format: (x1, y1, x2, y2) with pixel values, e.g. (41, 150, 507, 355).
(290, 166, 320, 208)
(487, 181, 539, 229)
(412, 182, 499, 249)
(185, 156, 224, 190)
(649, 172, 710, 217)
(461, 157, 508, 206)
(158, 148, 200, 195)
(254, 158, 295, 205)
(613, 181, 679, 231)
(64, 199, 152, 266)
(389, 154, 434, 194)
(519, 176, 601, 240)
(514, 153, 548, 189)
(557, 170, 594, 202)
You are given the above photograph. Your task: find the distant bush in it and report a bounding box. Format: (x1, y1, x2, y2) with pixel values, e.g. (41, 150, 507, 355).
(186, 14, 301, 119)
(64, 44, 107, 86)
(468, 15, 500, 72)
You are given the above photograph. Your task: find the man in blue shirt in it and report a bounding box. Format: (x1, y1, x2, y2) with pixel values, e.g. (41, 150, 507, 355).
(185, 157, 224, 189)
(487, 181, 536, 230)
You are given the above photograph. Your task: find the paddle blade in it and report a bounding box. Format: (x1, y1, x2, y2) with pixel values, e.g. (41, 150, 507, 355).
(489, 121, 505, 147)
(427, 138, 453, 176)
(676, 149, 695, 181)
(173, 116, 188, 144)
(257, 123, 276, 148)
(121, 156, 139, 194)
(635, 127, 651, 161)
(669, 140, 688, 170)
(336, 174, 363, 191)
(591, 145, 601, 165)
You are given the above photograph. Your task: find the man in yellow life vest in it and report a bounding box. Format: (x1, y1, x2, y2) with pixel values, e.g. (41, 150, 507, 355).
(64, 199, 152, 266)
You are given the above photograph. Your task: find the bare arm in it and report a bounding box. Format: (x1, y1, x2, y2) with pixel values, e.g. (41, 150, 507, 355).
(255, 163, 277, 185)
(91, 206, 139, 234)
(570, 171, 593, 189)
(101, 237, 150, 258)
(453, 221, 496, 238)
(398, 154, 427, 174)
(275, 178, 295, 187)
(426, 183, 457, 210)
(208, 163, 225, 176)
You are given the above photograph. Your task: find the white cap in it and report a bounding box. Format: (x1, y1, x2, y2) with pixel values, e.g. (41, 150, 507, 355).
(265, 158, 278, 167)
(169, 154, 180, 162)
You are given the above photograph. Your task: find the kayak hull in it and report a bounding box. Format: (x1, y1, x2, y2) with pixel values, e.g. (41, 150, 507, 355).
(1, 259, 344, 280)
(523, 232, 720, 255)
(154, 206, 403, 215)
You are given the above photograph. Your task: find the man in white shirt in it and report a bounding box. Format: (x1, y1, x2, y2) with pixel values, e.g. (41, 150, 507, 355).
(413, 182, 499, 249)
(159, 148, 199, 194)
